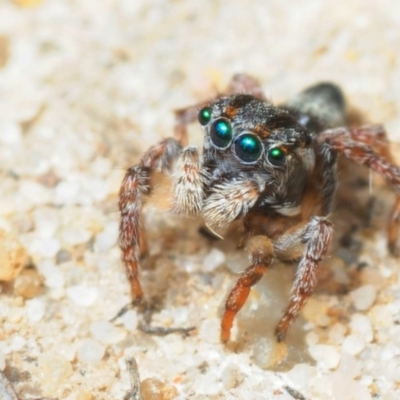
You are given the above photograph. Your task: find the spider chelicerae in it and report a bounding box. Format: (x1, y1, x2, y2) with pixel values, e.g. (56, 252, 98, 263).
(118, 74, 400, 342)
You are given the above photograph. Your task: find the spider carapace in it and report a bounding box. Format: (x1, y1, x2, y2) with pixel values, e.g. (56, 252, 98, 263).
(119, 74, 400, 342)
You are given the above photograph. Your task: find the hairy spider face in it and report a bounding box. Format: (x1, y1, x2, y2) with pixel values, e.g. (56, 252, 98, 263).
(198, 95, 316, 218)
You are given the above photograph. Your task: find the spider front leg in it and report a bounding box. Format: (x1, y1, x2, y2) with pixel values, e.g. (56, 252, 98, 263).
(275, 216, 333, 341)
(221, 236, 274, 342)
(318, 125, 400, 255)
(119, 138, 182, 301)
(349, 125, 400, 255)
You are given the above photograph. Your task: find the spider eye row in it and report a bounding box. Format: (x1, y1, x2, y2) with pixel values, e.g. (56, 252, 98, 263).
(198, 107, 286, 166)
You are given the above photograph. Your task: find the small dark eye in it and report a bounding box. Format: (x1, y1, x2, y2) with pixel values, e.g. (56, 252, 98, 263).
(210, 119, 232, 148)
(198, 107, 212, 125)
(235, 134, 263, 163)
(267, 147, 286, 166)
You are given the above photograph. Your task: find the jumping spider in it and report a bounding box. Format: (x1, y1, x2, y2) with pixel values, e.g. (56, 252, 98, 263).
(119, 74, 400, 342)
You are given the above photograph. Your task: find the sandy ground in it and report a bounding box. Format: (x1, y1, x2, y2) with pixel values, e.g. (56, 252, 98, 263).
(0, 1, 400, 399)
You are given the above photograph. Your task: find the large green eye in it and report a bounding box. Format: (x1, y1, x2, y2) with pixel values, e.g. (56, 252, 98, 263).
(198, 107, 212, 125)
(267, 147, 286, 166)
(235, 134, 263, 163)
(210, 118, 232, 148)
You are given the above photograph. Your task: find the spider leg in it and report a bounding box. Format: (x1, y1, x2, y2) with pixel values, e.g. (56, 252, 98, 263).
(318, 125, 400, 255)
(173, 146, 206, 215)
(275, 216, 333, 341)
(350, 125, 400, 254)
(119, 138, 181, 301)
(225, 73, 266, 99)
(221, 236, 274, 342)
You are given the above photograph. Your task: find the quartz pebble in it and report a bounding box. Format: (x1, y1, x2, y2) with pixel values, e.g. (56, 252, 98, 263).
(90, 321, 126, 344)
(10, 335, 26, 351)
(328, 323, 347, 345)
(202, 248, 226, 272)
(301, 297, 330, 327)
(0, 349, 5, 370)
(67, 284, 98, 307)
(120, 309, 139, 331)
(0, 228, 27, 281)
(221, 363, 244, 390)
(25, 298, 46, 323)
(330, 372, 371, 400)
(287, 363, 317, 388)
(192, 372, 220, 397)
(37, 352, 73, 396)
(60, 227, 92, 247)
(13, 268, 43, 298)
(252, 337, 287, 369)
(94, 222, 118, 252)
(141, 378, 179, 400)
(349, 284, 377, 311)
(78, 338, 105, 363)
(308, 344, 341, 370)
(337, 352, 362, 379)
(342, 334, 366, 355)
(198, 318, 220, 344)
(350, 314, 373, 342)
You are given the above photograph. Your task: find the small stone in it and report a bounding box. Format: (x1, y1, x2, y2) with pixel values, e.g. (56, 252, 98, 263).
(25, 298, 46, 323)
(54, 181, 80, 206)
(13, 0, 44, 7)
(39, 262, 65, 289)
(305, 331, 320, 346)
(0, 228, 28, 281)
(28, 237, 61, 258)
(0, 34, 10, 68)
(369, 304, 393, 328)
(10, 335, 26, 351)
(90, 321, 126, 344)
(120, 309, 138, 331)
(19, 180, 51, 205)
(33, 207, 60, 238)
(202, 248, 226, 272)
(67, 284, 98, 306)
(302, 297, 330, 327)
(78, 339, 105, 363)
(221, 363, 244, 390)
(37, 352, 73, 396)
(342, 334, 366, 355)
(330, 372, 371, 400)
(198, 318, 220, 344)
(141, 378, 179, 400)
(0, 349, 5, 370)
(13, 268, 43, 298)
(308, 344, 341, 369)
(60, 227, 92, 247)
(337, 353, 362, 379)
(191, 372, 220, 396)
(252, 337, 287, 369)
(94, 222, 118, 253)
(350, 314, 373, 342)
(328, 323, 347, 345)
(349, 284, 377, 311)
(76, 393, 94, 400)
(287, 363, 317, 387)
(0, 121, 22, 145)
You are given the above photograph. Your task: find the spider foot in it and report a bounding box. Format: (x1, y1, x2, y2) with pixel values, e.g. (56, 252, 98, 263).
(138, 298, 195, 337)
(110, 298, 195, 337)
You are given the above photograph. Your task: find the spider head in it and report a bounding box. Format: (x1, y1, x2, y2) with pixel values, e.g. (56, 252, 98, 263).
(198, 94, 316, 216)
